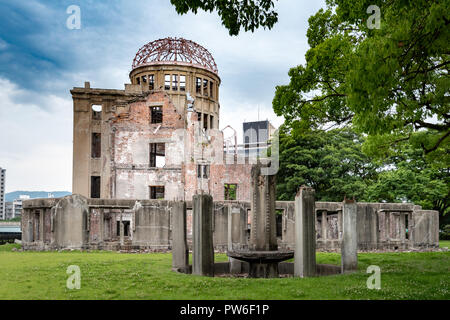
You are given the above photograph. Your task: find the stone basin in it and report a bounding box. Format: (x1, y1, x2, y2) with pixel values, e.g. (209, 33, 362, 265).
(227, 250, 294, 278)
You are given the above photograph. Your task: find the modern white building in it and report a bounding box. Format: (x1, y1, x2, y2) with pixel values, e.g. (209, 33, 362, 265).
(0, 168, 5, 220)
(4, 195, 29, 220)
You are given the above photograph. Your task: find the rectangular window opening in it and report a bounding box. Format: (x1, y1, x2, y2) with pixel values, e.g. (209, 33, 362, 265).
(150, 186, 165, 200)
(210, 115, 214, 129)
(224, 184, 237, 200)
(196, 78, 202, 94)
(150, 143, 165, 168)
(116, 221, 131, 237)
(203, 79, 208, 96)
(197, 165, 210, 179)
(90, 176, 101, 199)
(210, 81, 213, 98)
(150, 106, 163, 124)
(180, 75, 186, 91)
(91, 133, 101, 158)
(165, 74, 171, 90)
(203, 113, 208, 130)
(172, 74, 178, 91)
(148, 74, 155, 90)
(92, 105, 102, 120)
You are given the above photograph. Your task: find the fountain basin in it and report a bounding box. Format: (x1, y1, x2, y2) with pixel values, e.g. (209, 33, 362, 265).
(227, 250, 294, 278)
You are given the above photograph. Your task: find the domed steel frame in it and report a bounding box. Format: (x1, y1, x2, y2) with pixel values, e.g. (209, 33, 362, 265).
(132, 37, 218, 75)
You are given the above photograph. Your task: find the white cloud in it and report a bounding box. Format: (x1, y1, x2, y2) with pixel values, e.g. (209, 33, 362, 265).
(0, 78, 72, 192)
(0, 0, 327, 192)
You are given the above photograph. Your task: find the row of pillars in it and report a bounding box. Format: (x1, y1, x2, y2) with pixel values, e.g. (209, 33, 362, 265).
(294, 189, 358, 276)
(172, 189, 358, 277)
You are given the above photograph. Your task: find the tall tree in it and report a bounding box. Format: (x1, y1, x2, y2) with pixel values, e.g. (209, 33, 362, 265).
(273, 0, 449, 160)
(276, 127, 378, 201)
(170, 0, 278, 36)
(365, 142, 450, 228)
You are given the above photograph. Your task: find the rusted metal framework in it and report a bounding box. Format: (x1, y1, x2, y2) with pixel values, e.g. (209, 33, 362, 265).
(132, 37, 218, 75)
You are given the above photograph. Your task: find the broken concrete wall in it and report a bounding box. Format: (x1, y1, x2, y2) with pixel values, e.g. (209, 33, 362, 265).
(133, 201, 171, 248)
(22, 196, 439, 252)
(112, 92, 186, 200)
(278, 201, 439, 251)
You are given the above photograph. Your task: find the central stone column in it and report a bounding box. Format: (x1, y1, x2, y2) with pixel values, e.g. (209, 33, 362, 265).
(249, 162, 278, 252)
(227, 162, 293, 278)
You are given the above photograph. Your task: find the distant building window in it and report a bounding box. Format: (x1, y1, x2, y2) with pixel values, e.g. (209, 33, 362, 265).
(148, 74, 155, 90)
(150, 106, 163, 124)
(149, 143, 165, 168)
(150, 186, 165, 200)
(92, 105, 102, 120)
(210, 81, 214, 98)
(203, 79, 208, 96)
(90, 176, 101, 199)
(196, 78, 202, 94)
(136, 77, 141, 85)
(172, 74, 178, 91)
(180, 75, 186, 91)
(203, 113, 208, 130)
(91, 133, 101, 158)
(224, 184, 237, 200)
(197, 165, 210, 179)
(210, 115, 214, 129)
(142, 75, 147, 83)
(165, 74, 171, 90)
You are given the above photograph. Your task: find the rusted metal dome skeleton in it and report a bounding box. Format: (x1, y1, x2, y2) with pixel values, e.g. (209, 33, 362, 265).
(132, 37, 219, 75)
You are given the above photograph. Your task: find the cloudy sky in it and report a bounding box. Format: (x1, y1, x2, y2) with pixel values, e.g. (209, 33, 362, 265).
(0, 0, 325, 192)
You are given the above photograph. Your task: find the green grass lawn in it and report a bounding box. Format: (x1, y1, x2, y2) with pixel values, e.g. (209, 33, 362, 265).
(0, 243, 448, 300)
(439, 240, 450, 248)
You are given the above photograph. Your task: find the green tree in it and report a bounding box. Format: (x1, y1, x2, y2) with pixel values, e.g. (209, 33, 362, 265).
(276, 127, 378, 201)
(365, 143, 450, 229)
(273, 0, 449, 160)
(170, 0, 278, 36)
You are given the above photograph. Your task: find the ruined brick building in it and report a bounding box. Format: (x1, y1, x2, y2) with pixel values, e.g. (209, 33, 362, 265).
(71, 37, 253, 202)
(20, 38, 439, 252)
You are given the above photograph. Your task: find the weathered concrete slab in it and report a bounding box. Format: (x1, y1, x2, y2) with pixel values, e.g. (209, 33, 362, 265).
(341, 200, 358, 273)
(172, 201, 188, 271)
(294, 186, 316, 278)
(192, 194, 214, 277)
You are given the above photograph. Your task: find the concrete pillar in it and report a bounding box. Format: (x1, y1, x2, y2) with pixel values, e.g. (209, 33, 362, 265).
(228, 205, 242, 273)
(341, 200, 357, 273)
(99, 209, 104, 243)
(172, 201, 189, 271)
(337, 210, 343, 240)
(386, 212, 391, 241)
(399, 213, 406, 241)
(294, 186, 316, 278)
(249, 163, 277, 251)
(192, 194, 214, 277)
(119, 214, 124, 246)
(321, 211, 328, 241)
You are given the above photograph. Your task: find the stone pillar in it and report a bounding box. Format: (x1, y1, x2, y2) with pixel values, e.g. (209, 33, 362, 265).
(337, 209, 343, 240)
(321, 211, 328, 241)
(399, 213, 406, 241)
(119, 215, 124, 246)
(341, 200, 357, 273)
(172, 201, 189, 271)
(294, 186, 316, 278)
(228, 205, 242, 274)
(249, 164, 277, 251)
(99, 209, 104, 244)
(385, 211, 391, 241)
(192, 194, 214, 277)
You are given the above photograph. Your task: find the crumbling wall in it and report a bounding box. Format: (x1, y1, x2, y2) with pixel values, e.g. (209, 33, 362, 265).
(22, 196, 439, 252)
